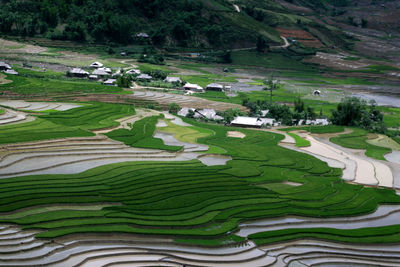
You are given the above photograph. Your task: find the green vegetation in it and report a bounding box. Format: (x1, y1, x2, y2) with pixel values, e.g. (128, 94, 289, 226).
(158, 119, 225, 154)
(287, 132, 311, 147)
(249, 224, 400, 246)
(330, 128, 391, 160)
(0, 102, 135, 144)
(282, 125, 345, 134)
(0, 116, 399, 246)
(0, 109, 4, 115)
(0, 0, 282, 48)
(106, 115, 182, 152)
(331, 97, 386, 133)
(0, 74, 124, 95)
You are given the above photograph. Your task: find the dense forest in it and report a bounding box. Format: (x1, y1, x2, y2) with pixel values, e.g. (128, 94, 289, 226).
(0, 0, 352, 48)
(0, 0, 271, 47)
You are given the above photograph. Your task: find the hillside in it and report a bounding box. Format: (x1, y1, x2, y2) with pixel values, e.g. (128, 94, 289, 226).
(0, 0, 354, 49)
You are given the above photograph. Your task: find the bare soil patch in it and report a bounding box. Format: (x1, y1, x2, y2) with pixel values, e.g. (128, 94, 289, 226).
(0, 74, 12, 85)
(276, 28, 323, 48)
(0, 38, 47, 54)
(227, 131, 246, 138)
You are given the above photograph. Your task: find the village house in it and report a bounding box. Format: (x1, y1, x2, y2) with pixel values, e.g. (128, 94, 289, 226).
(231, 116, 279, 128)
(103, 79, 117, 86)
(206, 83, 224, 91)
(136, 73, 152, 81)
(183, 83, 204, 92)
(92, 69, 110, 79)
(98, 67, 112, 74)
(90, 62, 103, 68)
(126, 69, 141, 75)
(4, 69, 18, 75)
(0, 61, 11, 71)
(89, 74, 98, 80)
(68, 68, 89, 78)
(136, 32, 149, 38)
(313, 90, 321, 96)
(164, 77, 182, 84)
(178, 108, 223, 121)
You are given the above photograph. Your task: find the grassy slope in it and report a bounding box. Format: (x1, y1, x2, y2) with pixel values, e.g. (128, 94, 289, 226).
(105, 115, 182, 152)
(330, 128, 391, 160)
(157, 119, 226, 154)
(0, 116, 399, 246)
(287, 132, 311, 147)
(0, 102, 135, 144)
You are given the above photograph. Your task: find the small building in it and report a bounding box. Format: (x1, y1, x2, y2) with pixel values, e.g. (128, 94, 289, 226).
(164, 77, 182, 84)
(126, 69, 141, 75)
(120, 52, 127, 56)
(195, 109, 223, 120)
(137, 73, 152, 81)
(4, 69, 18, 75)
(92, 69, 110, 78)
(68, 68, 89, 78)
(206, 83, 224, 91)
(103, 79, 117, 86)
(313, 90, 321, 96)
(90, 62, 104, 68)
(183, 83, 203, 92)
(0, 62, 11, 71)
(178, 107, 195, 117)
(136, 32, 149, 38)
(261, 110, 269, 117)
(231, 116, 279, 128)
(98, 67, 112, 74)
(89, 75, 98, 80)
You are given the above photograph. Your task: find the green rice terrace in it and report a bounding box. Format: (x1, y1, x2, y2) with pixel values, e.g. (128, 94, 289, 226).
(0, 98, 399, 266)
(0, 29, 400, 265)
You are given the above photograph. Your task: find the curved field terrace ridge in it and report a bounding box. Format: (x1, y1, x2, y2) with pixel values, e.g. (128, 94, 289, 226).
(0, 102, 400, 266)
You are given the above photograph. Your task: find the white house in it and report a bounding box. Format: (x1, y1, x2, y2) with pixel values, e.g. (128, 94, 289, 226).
(126, 69, 141, 75)
(165, 77, 182, 83)
(69, 68, 89, 78)
(206, 83, 224, 91)
(90, 62, 104, 68)
(4, 69, 18, 75)
(137, 74, 152, 81)
(183, 83, 203, 92)
(231, 116, 279, 128)
(98, 67, 112, 73)
(0, 62, 11, 71)
(195, 109, 223, 120)
(92, 69, 110, 78)
(103, 79, 117, 86)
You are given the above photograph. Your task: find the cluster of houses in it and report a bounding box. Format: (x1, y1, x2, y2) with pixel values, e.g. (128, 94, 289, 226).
(181, 82, 230, 93)
(178, 107, 329, 128)
(68, 62, 145, 86)
(178, 108, 224, 121)
(0, 61, 18, 75)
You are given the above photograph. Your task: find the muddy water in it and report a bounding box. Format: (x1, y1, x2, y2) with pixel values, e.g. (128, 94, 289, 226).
(197, 154, 231, 166)
(352, 93, 400, 107)
(385, 151, 400, 164)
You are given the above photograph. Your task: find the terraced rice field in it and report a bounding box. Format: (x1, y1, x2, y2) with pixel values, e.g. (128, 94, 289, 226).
(131, 90, 247, 111)
(1, 102, 400, 266)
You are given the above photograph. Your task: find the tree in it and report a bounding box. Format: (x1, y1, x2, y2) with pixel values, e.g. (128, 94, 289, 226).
(361, 19, 368, 28)
(331, 97, 386, 133)
(186, 109, 195, 118)
(263, 75, 279, 105)
(168, 102, 180, 114)
(256, 35, 267, 53)
(222, 50, 232, 63)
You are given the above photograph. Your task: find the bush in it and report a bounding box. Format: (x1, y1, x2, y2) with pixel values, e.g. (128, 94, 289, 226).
(169, 102, 180, 114)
